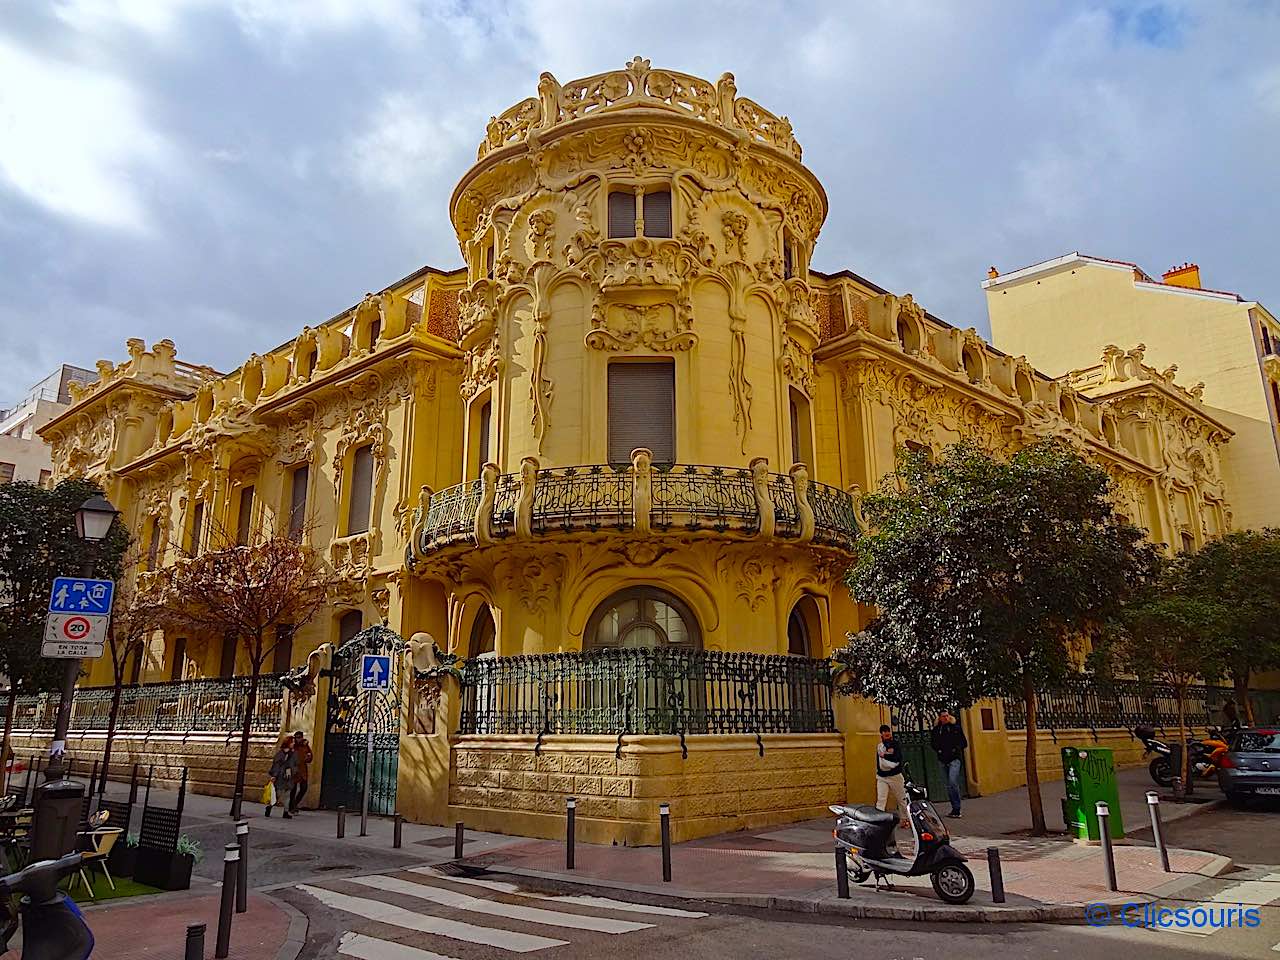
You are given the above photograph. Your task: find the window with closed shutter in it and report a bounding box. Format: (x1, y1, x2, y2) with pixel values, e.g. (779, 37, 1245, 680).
(643, 189, 672, 238)
(347, 445, 374, 535)
(288, 464, 309, 541)
(608, 362, 675, 464)
(608, 191, 636, 238)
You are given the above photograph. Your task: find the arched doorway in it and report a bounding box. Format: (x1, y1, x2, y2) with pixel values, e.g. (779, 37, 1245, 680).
(585, 586, 700, 649)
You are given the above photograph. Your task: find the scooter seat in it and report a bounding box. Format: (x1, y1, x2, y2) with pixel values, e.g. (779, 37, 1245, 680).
(845, 805, 898, 827)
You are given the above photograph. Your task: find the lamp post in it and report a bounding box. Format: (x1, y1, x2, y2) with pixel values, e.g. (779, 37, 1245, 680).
(44, 494, 119, 781)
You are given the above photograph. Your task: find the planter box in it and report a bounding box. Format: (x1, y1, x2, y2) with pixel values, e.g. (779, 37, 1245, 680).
(133, 849, 194, 891)
(107, 843, 138, 878)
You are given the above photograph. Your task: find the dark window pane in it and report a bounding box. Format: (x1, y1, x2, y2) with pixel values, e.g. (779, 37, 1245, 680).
(339, 610, 363, 645)
(146, 516, 162, 569)
(219, 633, 237, 678)
(607, 363, 675, 464)
(189, 501, 205, 555)
(347, 445, 374, 535)
(170, 637, 186, 681)
(608, 191, 636, 238)
(272, 624, 294, 674)
(478, 400, 492, 473)
(643, 189, 671, 238)
(236, 485, 255, 545)
(288, 464, 309, 541)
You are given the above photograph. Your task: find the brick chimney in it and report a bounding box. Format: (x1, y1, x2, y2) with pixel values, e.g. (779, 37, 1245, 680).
(1162, 262, 1202, 289)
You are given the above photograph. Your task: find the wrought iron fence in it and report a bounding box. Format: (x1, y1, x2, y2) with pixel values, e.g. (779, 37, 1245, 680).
(459, 648, 835, 740)
(419, 462, 860, 553)
(9, 676, 285, 735)
(1002, 676, 1242, 739)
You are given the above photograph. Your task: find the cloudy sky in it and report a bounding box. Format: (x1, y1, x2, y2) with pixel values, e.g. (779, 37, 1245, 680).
(2, 1, 1277, 403)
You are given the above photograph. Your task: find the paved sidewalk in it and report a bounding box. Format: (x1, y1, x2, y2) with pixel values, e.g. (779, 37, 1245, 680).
(81, 890, 297, 960)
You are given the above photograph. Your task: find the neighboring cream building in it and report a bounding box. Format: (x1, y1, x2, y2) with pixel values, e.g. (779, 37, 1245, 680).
(0, 365, 95, 486)
(23, 62, 1264, 844)
(985, 255, 1280, 533)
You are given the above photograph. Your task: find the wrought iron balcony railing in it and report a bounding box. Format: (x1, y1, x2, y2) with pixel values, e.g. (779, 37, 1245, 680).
(458, 648, 835, 748)
(9, 675, 285, 736)
(1001, 676, 1244, 741)
(413, 456, 863, 558)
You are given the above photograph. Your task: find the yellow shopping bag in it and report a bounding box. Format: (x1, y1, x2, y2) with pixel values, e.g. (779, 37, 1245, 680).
(261, 781, 276, 806)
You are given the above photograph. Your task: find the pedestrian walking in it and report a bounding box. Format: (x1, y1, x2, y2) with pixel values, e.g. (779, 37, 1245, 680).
(875, 723, 909, 827)
(266, 736, 296, 819)
(289, 730, 313, 814)
(930, 709, 968, 818)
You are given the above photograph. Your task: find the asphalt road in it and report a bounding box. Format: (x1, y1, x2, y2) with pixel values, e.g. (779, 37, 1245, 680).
(1129, 797, 1280, 867)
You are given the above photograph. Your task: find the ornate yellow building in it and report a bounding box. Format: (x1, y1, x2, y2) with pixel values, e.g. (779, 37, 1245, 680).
(35, 60, 1257, 844)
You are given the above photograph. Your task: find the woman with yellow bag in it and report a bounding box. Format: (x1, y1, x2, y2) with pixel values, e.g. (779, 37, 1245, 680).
(265, 736, 296, 818)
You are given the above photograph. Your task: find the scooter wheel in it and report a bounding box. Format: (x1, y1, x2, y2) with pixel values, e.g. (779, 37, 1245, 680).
(844, 852, 870, 884)
(931, 863, 975, 904)
(1149, 757, 1172, 787)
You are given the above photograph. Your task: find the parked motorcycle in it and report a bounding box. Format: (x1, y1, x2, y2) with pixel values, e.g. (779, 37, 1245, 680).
(0, 852, 94, 959)
(829, 775, 974, 904)
(1135, 724, 1230, 786)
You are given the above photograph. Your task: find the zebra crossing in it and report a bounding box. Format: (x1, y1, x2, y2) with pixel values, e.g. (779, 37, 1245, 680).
(297, 866, 709, 958)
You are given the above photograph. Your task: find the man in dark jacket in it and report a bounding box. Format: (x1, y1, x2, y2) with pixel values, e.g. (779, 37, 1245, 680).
(931, 710, 968, 818)
(875, 724, 908, 827)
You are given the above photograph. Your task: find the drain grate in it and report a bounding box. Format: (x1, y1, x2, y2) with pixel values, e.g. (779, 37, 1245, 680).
(415, 836, 466, 848)
(316, 864, 356, 872)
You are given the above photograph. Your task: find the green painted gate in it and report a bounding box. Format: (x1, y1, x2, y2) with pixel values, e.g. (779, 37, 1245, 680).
(320, 626, 403, 815)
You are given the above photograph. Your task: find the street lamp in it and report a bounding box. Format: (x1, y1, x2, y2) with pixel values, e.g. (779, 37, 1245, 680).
(75, 493, 120, 543)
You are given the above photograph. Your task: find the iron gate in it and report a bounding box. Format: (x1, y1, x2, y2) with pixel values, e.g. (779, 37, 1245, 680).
(890, 706, 969, 805)
(319, 625, 403, 815)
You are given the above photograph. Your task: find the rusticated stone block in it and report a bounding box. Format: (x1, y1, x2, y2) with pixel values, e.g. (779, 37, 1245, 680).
(534, 754, 561, 773)
(587, 755, 616, 776)
(575, 796, 617, 819)
(600, 776, 632, 797)
(509, 753, 536, 772)
(573, 775, 601, 795)
(632, 775, 684, 798)
(547, 774, 575, 793)
(559, 754, 590, 775)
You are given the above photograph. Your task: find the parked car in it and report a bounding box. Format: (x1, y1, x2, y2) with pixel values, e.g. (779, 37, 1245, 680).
(1218, 728, 1280, 804)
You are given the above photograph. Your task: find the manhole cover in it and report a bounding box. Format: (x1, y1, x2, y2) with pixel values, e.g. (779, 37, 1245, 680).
(317, 864, 356, 872)
(257, 841, 291, 850)
(416, 837, 465, 848)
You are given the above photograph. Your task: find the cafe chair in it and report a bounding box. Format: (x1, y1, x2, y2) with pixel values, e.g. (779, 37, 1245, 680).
(73, 826, 122, 897)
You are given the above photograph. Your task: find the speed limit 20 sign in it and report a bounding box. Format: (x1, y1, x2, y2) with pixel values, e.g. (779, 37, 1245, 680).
(42, 613, 108, 659)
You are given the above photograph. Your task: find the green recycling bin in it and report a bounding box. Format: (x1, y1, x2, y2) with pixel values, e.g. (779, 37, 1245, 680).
(1060, 746, 1123, 840)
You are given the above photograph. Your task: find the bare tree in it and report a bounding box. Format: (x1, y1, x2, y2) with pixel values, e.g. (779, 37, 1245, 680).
(140, 517, 334, 815)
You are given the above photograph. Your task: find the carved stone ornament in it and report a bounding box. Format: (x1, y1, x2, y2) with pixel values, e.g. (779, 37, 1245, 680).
(585, 301, 697, 352)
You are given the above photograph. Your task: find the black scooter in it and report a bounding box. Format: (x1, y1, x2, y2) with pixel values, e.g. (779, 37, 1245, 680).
(830, 775, 975, 904)
(0, 852, 95, 959)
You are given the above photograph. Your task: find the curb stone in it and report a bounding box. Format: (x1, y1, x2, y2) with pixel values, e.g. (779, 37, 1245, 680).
(263, 891, 308, 960)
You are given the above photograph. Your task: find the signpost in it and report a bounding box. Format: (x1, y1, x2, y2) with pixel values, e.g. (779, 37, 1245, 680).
(42, 576, 114, 764)
(358, 655, 391, 837)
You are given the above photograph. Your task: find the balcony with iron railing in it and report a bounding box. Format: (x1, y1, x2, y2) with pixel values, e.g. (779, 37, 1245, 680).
(413, 455, 863, 559)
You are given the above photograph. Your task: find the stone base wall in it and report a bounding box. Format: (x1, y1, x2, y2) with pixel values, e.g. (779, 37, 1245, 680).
(8, 730, 277, 799)
(1007, 729, 1147, 784)
(449, 732, 846, 845)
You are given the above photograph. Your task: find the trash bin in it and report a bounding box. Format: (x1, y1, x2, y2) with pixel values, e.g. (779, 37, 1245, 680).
(1060, 747, 1123, 840)
(31, 778, 86, 860)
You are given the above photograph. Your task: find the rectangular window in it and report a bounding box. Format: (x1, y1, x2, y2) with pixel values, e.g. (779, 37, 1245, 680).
(236, 485, 255, 546)
(188, 501, 205, 555)
(484, 244, 495, 280)
(607, 362, 675, 465)
(477, 399, 492, 475)
(0, 463, 13, 484)
(347, 445, 374, 535)
(38, 470, 52, 488)
(170, 637, 187, 681)
(272, 624, 294, 674)
(219, 633, 237, 678)
(288, 464, 309, 541)
(1264, 327, 1273, 355)
(146, 515, 162, 570)
(790, 398, 801, 465)
(608, 191, 636, 239)
(369, 316, 382, 346)
(783, 240, 794, 280)
(642, 189, 672, 238)
(789, 389, 813, 468)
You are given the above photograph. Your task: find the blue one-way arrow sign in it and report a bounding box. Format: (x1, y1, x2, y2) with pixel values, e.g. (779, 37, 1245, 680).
(360, 654, 391, 691)
(49, 577, 115, 616)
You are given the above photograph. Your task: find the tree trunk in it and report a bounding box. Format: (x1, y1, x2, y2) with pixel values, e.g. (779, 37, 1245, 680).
(231, 664, 260, 817)
(1176, 685, 1189, 799)
(100, 676, 124, 798)
(1, 686, 15, 794)
(1234, 671, 1254, 725)
(1023, 670, 1046, 835)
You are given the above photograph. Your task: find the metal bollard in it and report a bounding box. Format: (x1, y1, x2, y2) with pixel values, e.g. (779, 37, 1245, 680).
(659, 802, 672, 883)
(454, 821, 465, 860)
(1146, 791, 1171, 872)
(987, 847, 1006, 903)
(566, 798, 576, 870)
(184, 923, 206, 960)
(1096, 801, 1118, 892)
(835, 845, 850, 899)
(235, 820, 249, 914)
(215, 843, 239, 958)
(337, 805, 346, 839)
(393, 813, 403, 849)
(230, 790, 242, 821)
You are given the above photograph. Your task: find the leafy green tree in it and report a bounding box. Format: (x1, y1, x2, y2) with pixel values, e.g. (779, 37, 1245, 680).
(843, 441, 1157, 834)
(0, 478, 128, 767)
(1179, 530, 1280, 723)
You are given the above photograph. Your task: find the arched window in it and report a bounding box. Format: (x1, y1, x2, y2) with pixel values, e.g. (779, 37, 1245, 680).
(469, 605, 497, 659)
(787, 606, 811, 657)
(585, 587, 700, 650)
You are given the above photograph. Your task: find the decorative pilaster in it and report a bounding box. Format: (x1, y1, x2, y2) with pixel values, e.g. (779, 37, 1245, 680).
(516, 457, 539, 539)
(750, 457, 775, 539)
(474, 462, 499, 545)
(631, 448, 653, 535)
(790, 463, 815, 542)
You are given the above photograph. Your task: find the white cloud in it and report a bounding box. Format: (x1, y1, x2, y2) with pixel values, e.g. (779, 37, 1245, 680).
(344, 93, 472, 192)
(0, 37, 168, 230)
